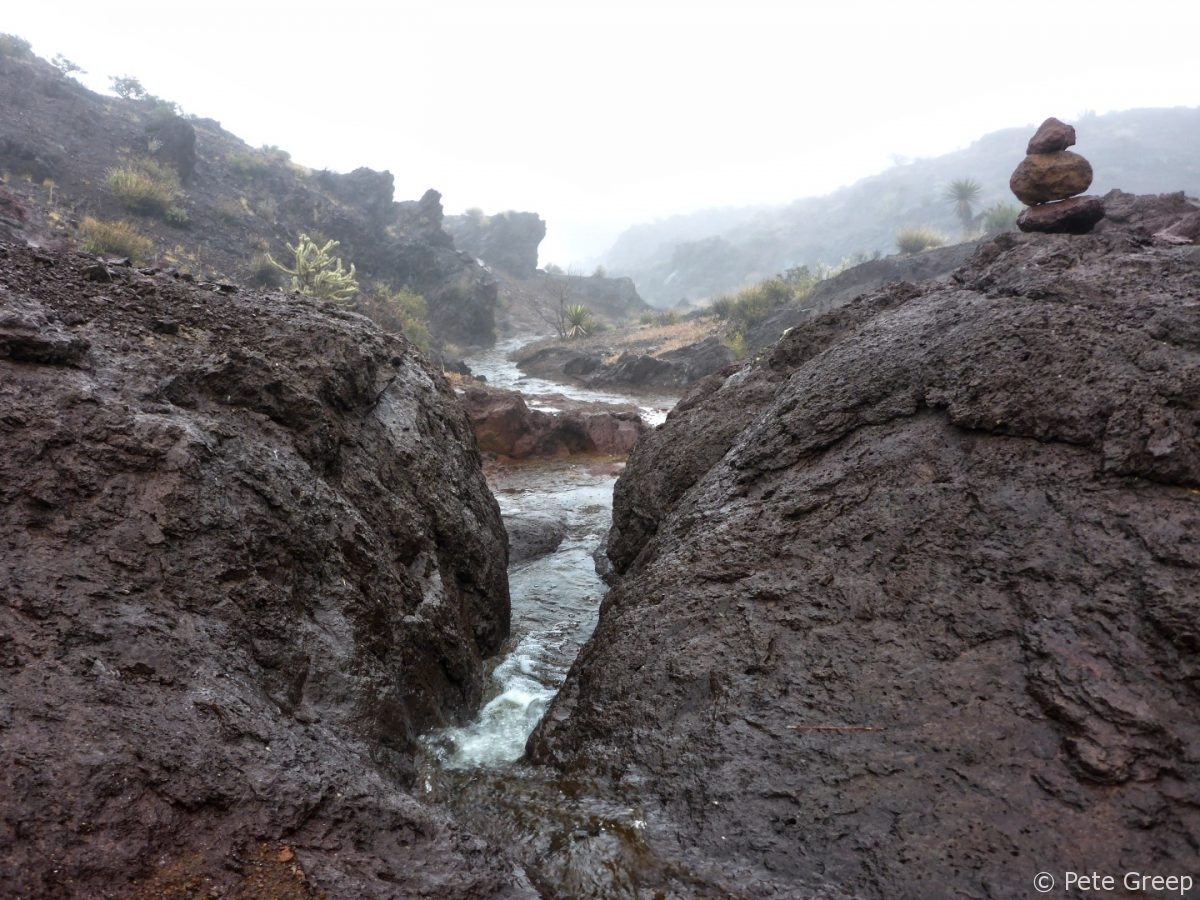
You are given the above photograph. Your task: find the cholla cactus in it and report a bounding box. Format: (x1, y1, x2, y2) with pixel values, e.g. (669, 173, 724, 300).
(268, 233, 358, 304)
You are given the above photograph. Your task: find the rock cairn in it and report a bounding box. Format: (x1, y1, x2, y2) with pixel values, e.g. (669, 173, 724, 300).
(1010, 117, 1106, 233)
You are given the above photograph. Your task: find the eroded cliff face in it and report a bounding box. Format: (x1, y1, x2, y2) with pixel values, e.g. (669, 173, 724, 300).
(529, 204, 1200, 898)
(0, 245, 518, 897)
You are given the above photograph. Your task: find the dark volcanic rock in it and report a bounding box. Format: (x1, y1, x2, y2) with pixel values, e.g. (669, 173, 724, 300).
(1009, 150, 1094, 204)
(657, 335, 735, 381)
(528, 212, 1200, 898)
(588, 350, 678, 389)
(505, 513, 568, 565)
(444, 210, 547, 279)
(744, 241, 977, 355)
(460, 384, 646, 459)
(392, 189, 500, 349)
(144, 113, 196, 182)
(1017, 194, 1106, 233)
(1026, 115, 1076, 154)
(0, 245, 521, 897)
(1098, 188, 1200, 239)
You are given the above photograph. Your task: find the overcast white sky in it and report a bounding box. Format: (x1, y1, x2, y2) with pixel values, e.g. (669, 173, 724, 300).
(5, 1, 1198, 264)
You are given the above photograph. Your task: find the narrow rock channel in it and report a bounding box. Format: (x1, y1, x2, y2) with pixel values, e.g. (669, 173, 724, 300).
(416, 339, 687, 896)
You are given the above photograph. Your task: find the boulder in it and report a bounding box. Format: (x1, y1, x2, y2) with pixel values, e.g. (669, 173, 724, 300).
(0, 244, 520, 898)
(505, 513, 568, 564)
(1017, 194, 1106, 233)
(588, 351, 678, 389)
(528, 219, 1200, 898)
(1026, 116, 1076, 154)
(1009, 150, 1094, 204)
(459, 384, 646, 459)
(657, 335, 736, 381)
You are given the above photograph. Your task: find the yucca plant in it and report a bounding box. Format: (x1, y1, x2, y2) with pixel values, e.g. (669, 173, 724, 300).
(944, 178, 983, 234)
(564, 303, 592, 340)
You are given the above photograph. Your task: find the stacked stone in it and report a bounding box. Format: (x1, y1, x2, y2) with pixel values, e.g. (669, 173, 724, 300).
(1010, 117, 1106, 233)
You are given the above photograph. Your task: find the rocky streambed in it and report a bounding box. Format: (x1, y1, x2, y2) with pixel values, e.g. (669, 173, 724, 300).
(4, 192, 1199, 899)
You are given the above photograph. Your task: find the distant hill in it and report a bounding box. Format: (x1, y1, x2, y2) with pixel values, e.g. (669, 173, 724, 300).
(0, 36, 498, 348)
(604, 107, 1200, 306)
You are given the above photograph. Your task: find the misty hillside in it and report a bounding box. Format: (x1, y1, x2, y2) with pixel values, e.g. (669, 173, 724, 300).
(0, 37, 499, 349)
(605, 107, 1200, 306)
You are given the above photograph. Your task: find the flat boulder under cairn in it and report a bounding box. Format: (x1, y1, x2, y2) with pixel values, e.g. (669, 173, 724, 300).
(0, 245, 526, 898)
(528, 200, 1200, 898)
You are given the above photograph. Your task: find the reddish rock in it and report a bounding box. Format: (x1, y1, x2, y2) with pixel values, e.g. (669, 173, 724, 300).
(1010, 150, 1094, 204)
(1017, 195, 1106, 233)
(1026, 116, 1077, 154)
(460, 384, 646, 459)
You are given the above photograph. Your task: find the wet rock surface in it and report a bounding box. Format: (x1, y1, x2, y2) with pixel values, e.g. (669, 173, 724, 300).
(528, 203, 1200, 898)
(505, 513, 569, 565)
(0, 245, 523, 898)
(1009, 149, 1094, 205)
(1016, 194, 1106, 233)
(1025, 115, 1076, 154)
(460, 383, 646, 460)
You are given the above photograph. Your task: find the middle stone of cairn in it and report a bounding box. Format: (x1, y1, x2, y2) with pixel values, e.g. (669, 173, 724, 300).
(1009, 117, 1105, 233)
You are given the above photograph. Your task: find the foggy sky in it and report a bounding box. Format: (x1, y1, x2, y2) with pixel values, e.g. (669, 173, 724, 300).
(5, 1, 1198, 264)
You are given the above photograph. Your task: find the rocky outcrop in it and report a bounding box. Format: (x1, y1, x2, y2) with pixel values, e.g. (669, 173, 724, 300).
(392, 190, 500, 349)
(740, 240, 978, 355)
(0, 244, 521, 897)
(0, 47, 499, 349)
(516, 335, 733, 392)
(527, 204, 1200, 898)
(459, 384, 646, 459)
(445, 210, 547, 278)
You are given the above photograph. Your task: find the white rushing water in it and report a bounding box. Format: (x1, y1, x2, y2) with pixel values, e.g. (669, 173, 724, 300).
(422, 337, 676, 769)
(422, 461, 618, 769)
(466, 336, 676, 427)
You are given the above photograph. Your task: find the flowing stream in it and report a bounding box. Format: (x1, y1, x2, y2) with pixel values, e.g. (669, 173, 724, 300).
(415, 339, 690, 895)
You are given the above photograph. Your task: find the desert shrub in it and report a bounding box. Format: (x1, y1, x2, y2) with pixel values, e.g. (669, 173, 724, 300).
(356, 285, 431, 350)
(657, 309, 679, 326)
(895, 226, 946, 254)
(51, 54, 84, 76)
(723, 329, 747, 360)
(110, 75, 146, 99)
(227, 152, 269, 179)
(246, 254, 282, 288)
(214, 198, 246, 222)
(261, 145, 290, 163)
(104, 158, 183, 219)
(638, 311, 657, 325)
(0, 34, 33, 59)
(79, 217, 153, 263)
(592, 265, 607, 278)
(711, 278, 793, 326)
(981, 203, 1019, 235)
(267, 233, 357, 304)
